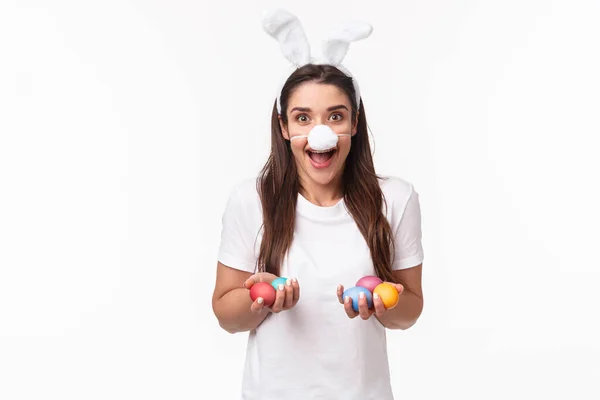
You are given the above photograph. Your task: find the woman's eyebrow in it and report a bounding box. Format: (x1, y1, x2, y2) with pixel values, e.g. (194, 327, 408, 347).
(290, 105, 349, 113)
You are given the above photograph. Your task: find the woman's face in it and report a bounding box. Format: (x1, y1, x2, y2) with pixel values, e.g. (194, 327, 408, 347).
(279, 82, 358, 191)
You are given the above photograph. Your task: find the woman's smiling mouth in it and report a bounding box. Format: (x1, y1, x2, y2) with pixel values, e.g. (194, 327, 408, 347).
(306, 148, 336, 169)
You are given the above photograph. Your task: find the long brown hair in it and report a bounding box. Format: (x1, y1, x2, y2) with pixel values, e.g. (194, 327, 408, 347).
(256, 64, 397, 283)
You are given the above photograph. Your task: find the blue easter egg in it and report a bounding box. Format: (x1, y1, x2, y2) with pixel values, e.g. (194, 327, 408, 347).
(342, 286, 373, 312)
(271, 277, 288, 290)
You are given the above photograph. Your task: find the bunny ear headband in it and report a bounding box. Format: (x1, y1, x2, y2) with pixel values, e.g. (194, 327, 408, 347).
(261, 8, 373, 115)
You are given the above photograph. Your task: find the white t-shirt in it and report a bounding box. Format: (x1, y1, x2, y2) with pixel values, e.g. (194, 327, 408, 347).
(217, 175, 424, 400)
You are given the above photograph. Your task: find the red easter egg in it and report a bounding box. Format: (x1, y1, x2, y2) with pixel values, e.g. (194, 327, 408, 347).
(355, 275, 383, 293)
(249, 282, 276, 307)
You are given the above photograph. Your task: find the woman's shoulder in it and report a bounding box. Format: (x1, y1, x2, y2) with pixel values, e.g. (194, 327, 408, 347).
(228, 176, 260, 198)
(376, 175, 420, 221)
(223, 176, 262, 215)
(377, 175, 416, 200)
(229, 176, 262, 200)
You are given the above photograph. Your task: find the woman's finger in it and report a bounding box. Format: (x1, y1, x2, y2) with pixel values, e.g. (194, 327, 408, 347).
(292, 278, 300, 304)
(358, 292, 371, 320)
(343, 295, 358, 319)
(396, 284, 404, 295)
(373, 293, 387, 318)
(283, 279, 294, 309)
(383, 281, 404, 295)
(250, 297, 265, 314)
(243, 275, 257, 289)
(270, 283, 286, 313)
(337, 285, 345, 304)
(389, 283, 404, 295)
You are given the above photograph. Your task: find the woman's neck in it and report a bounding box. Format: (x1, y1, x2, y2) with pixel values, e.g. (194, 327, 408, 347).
(298, 176, 344, 207)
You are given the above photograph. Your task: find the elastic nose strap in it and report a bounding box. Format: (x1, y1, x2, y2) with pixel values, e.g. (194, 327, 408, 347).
(289, 125, 351, 151)
(289, 133, 351, 141)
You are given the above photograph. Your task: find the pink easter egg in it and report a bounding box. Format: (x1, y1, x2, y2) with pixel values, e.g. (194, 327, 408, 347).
(355, 275, 383, 293)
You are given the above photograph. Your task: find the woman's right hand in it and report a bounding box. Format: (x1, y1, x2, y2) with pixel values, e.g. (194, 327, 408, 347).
(243, 273, 300, 314)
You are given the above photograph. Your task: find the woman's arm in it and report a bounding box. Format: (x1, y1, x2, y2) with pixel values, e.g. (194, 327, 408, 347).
(211, 262, 269, 334)
(376, 264, 424, 330)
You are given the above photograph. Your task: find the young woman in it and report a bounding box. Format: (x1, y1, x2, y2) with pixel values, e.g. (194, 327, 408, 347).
(211, 10, 424, 400)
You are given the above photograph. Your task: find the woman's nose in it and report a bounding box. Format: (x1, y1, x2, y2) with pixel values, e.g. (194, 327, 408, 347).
(312, 117, 325, 125)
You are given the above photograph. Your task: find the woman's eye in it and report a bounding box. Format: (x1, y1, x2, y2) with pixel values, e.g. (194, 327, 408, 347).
(296, 115, 309, 122)
(330, 113, 343, 121)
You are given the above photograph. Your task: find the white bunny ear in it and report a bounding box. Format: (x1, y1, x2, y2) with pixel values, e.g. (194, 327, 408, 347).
(262, 8, 311, 67)
(322, 21, 373, 66)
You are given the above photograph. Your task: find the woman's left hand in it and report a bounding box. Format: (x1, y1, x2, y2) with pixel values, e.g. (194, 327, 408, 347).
(336, 283, 404, 320)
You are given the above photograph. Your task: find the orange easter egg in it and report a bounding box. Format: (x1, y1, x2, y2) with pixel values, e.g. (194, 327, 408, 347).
(374, 283, 399, 309)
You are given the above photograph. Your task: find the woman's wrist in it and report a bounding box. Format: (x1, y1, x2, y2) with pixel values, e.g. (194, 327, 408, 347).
(376, 288, 423, 330)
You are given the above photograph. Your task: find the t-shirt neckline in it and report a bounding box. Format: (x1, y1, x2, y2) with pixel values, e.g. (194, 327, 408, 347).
(296, 192, 347, 219)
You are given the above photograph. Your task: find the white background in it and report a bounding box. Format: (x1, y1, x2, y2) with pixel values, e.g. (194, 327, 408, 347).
(1, 0, 599, 398)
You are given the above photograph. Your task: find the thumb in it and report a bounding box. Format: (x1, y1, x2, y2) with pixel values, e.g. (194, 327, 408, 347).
(243, 274, 259, 289)
(384, 281, 404, 294)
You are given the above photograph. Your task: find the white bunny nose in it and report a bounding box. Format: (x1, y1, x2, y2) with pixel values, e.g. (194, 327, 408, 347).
(289, 124, 352, 149)
(307, 125, 338, 151)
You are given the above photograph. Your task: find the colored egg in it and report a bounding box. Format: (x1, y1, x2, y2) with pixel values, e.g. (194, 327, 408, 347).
(249, 282, 276, 307)
(374, 283, 399, 309)
(271, 277, 288, 290)
(355, 275, 383, 293)
(343, 286, 373, 312)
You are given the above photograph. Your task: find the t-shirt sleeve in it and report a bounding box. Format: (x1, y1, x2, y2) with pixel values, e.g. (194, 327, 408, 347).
(217, 184, 259, 273)
(391, 185, 425, 270)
